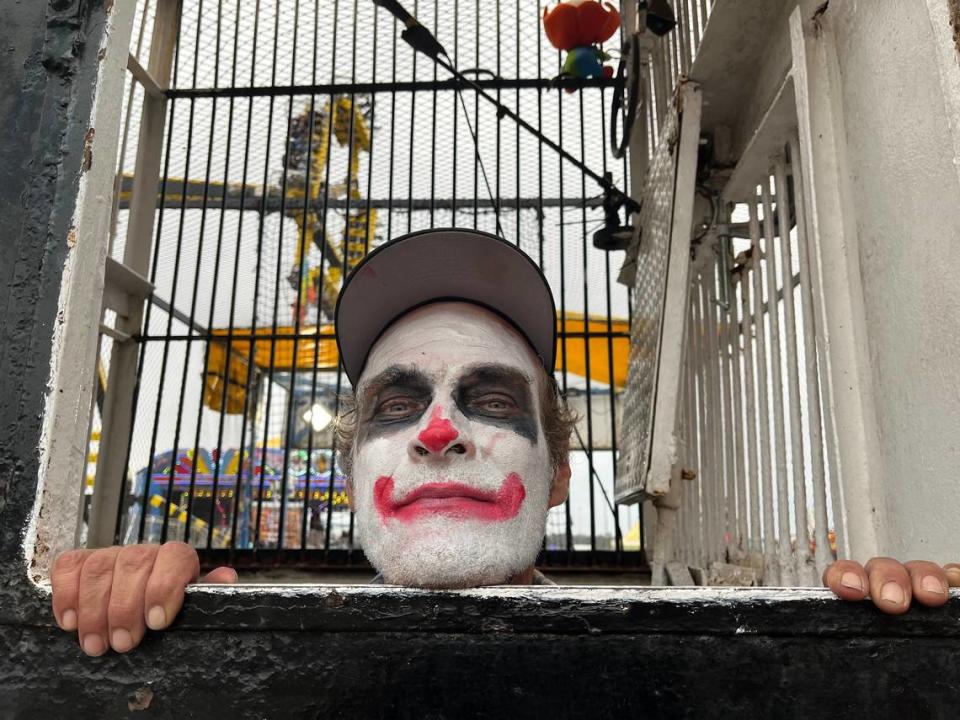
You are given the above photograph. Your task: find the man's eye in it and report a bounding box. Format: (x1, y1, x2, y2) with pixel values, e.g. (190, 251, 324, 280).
(472, 394, 516, 414)
(376, 398, 424, 418)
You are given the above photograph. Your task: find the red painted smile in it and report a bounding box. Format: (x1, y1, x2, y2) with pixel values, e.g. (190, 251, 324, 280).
(373, 474, 526, 523)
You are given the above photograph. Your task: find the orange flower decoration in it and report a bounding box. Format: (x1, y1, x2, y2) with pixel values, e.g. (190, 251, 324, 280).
(543, 1, 621, 51)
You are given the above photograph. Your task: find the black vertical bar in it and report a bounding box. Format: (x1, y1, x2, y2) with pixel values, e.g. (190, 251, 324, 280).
(348, 1, 379, 553)
(203, 0, 240, 550)
(311, 0, 341, 556)
(494, 0, 501, 236)
(598, 54, 623, 560)
(428, 0, 438, 227)
(333, 0, 361, 555)
(451, 0, 458, 228)
(472, 0, 478, 229)
(128, 16, 185, 545)
(252, 0, 287, 550)
(405, 0, 418, 231)
(556, 48, 572, 563)
(158, 88, 199, 544)
(386, 13, 397, 240)
(514, 0, 520, 247)
(300, 0, 323, 554)
(578, 91, 596, 560)
(226, 0, 263, 552)
(276, 0, 303, 551)
(180, 0, 219, 544)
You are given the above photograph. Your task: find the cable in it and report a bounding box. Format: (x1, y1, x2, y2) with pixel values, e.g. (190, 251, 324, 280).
(373, 0, 641, 214)
(454, 87, 505, 239)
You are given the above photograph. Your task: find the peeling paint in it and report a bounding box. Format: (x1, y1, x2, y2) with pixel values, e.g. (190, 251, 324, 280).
(950, 0, 960, 53)
(82, 127, 95, 172)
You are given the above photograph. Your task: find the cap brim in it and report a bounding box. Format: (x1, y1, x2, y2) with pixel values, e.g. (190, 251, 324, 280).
(335, 228, 557, 386)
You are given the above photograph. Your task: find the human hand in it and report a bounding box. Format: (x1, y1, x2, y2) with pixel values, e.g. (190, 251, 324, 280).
(823, 557, 960, 614)
(51, 542, 237, 656)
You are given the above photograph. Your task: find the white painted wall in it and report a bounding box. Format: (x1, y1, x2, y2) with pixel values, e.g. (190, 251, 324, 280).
(827, 0, 960, 563)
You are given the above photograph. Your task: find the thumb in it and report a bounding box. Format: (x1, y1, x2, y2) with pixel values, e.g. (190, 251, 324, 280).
(201, 566, 239, 584)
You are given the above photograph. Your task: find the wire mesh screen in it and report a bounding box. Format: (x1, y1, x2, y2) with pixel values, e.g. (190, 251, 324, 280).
(91, 0, 647, 572)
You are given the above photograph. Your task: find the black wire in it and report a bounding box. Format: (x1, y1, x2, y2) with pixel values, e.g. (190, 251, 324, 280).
(454, 86, 505, 239)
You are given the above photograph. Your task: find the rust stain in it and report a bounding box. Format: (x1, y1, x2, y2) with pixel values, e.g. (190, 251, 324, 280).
(128, 687, 154, 712)
(81, 127, 95, 173)
(66, 226, 77, 248)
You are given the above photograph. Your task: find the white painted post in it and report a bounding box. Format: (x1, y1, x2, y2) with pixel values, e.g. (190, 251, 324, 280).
(748, 198, 779, 586)
(89, 0, 183, 548)
(774, 154, 816, 586)
(788, 133, 832, 578)
(790, 7, 886, 560)
(760, 181, 795, 586)
(29, 0, 138, 575)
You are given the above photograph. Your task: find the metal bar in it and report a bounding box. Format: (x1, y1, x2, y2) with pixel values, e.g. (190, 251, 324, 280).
(99, 323, 131, 344)
(760, 180, 795, 585)
(748, 196, 778, 586)
(726, 250, 749, 554)
(702, 270, 722, 565)
(774, 154, 815, 585)
(180, 0, 220, 544)
(692, 271, 708, 566)
(204, 0, 240, 551)
(577, 90, 597, 560)
(276, 0, 307, 551)
(717, 243, 739, 552)
(707, 258, 728, 562)
(249, 0, 282, 551)
(128, 52, 165, 98)
(155, 127, 195, 544)
(109, 0, 155, 254)
(788, 133, 832, 577)
(320, 2, 344, 559)
(137, 329, 630, 343)
(738, 258, 761, 554)
(165, 75, 617, 99)
(226, 0, 264, 553)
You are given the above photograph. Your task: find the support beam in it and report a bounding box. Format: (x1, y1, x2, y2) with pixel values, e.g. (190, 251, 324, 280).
(89, 0, 183, 548)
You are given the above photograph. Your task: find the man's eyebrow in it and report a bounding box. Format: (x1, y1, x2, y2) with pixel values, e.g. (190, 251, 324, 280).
(457, 363, 532, 388)
(357, 365, 432, 398)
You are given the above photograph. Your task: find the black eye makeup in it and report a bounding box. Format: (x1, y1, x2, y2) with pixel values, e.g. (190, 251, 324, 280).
(453, 363, 538, 443)
(357, 365, 433, 443)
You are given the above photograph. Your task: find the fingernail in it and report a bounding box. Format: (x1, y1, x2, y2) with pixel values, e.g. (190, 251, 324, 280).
(921, 575, 946, 595)
(880, 581, 905, 606)
(840, 572, 864, 593)
(147, 606, 166, 630)
(82, 634, 106, 656)
(61, 609, 77, 631)
(111, 628, 133, 653)
(946, 568, 960, 586)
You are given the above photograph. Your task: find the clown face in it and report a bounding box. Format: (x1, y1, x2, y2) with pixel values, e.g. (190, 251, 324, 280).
(349, 302, 566, 588)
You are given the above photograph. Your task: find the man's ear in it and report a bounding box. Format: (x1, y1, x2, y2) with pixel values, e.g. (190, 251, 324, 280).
(548, 461, 571, 508)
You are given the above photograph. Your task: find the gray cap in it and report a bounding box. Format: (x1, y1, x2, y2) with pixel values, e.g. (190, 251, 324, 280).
(334, 228, 557, 386)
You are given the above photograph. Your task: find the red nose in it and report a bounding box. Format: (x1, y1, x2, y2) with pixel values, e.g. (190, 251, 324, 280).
(418, 409, 459, 453)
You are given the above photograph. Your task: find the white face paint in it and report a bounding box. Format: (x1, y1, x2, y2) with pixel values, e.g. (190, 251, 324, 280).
(349, 302, 554, 588)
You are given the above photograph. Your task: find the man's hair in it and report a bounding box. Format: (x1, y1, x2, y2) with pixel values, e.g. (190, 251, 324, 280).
(334, 367, 578, 476)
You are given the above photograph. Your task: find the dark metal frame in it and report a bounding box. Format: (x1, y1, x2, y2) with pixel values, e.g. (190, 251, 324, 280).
(110, 0, 647, 573)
